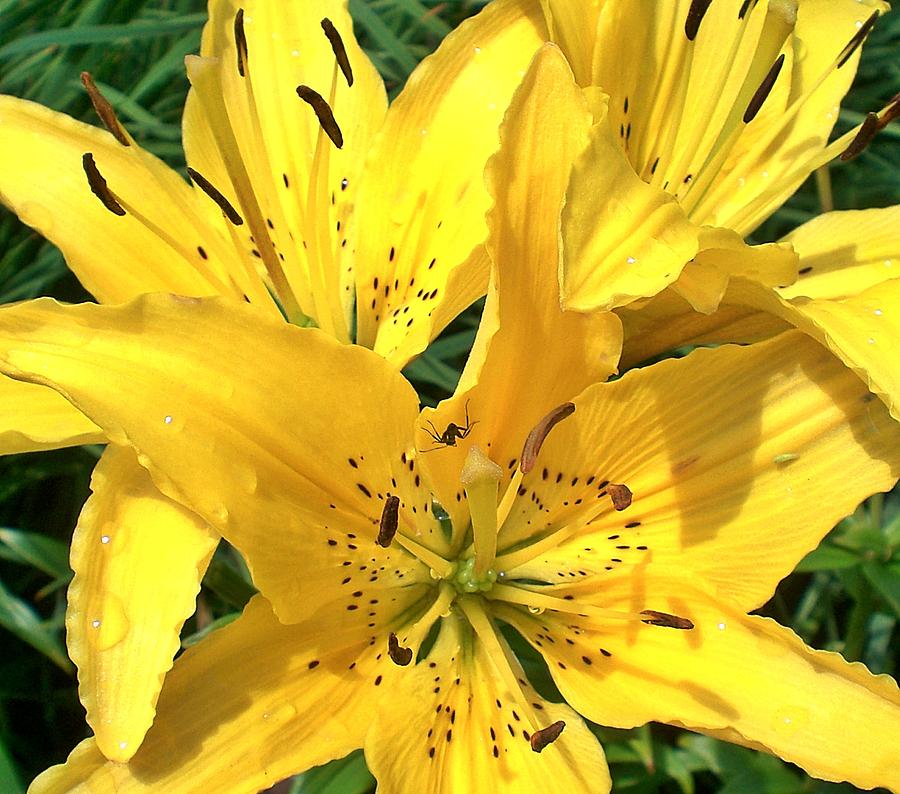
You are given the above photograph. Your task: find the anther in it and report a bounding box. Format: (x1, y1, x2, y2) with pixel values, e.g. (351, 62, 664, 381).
(743, 54, 785, 123)
(608, 483, 633, 511)
(640, 610, 694, 630)
(234, 9, 248, 77)
(376, 495, 400, 548)
(520, 403, 575, 474)
(186, 167, 244, 226)
(836, 11, 878, 69)
(530, 720, 565, 753)
(80, 72, 129, 146)
(840, 112, 879, 161)
(296, 85, 344, 148)
(388, 632, 413, 666)
(685, 0, 713, 41)
(82, 153, 125, 216)
(321, 18, 353, 87)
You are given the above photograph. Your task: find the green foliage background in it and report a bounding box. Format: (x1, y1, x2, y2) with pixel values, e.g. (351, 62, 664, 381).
(0, 1, 897, 791)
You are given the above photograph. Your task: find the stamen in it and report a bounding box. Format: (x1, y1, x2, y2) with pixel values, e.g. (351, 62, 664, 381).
(80, 72, 129, 146)
(737, 0, 758, 20)
(388, 632, 413, 666)
(840, 112, 879, 161)
(296, 86, 344, 149)
(321, 18, 353, 87)
(487, 584, 639, 623)
(743, 54, 785, 124)
(836, 10, 878, 69)
(520, 403, 575, 474)
(186, 167, 245, 226)
(608, 483, 633, 511)
(234, 9, 248, 77)
(376, 495, 400, 547)
(530, 721, 565, 753)
(460, 446, 503, 578)
(82, 153, 125, 216)
(685, 0, 712, 41)
(393, 533, 455, 579)
(640, 610, 694, 630)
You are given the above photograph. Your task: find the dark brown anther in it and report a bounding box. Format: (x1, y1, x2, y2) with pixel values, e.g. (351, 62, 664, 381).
(743, 54, 785, 123)
(608, 483, 633, 511)
(234, 8, 248, 77)
(837, 11, 879, 69)
(82, 153, 126, 216)
(640, 610, 694, 630)
(186, 167, 244, 226)
(321, 18, 353, 87)
(685, 0, 713, 41)
(376, 495, 400, 548)
(530, 720, 565, 753)
(520, 403, 576, 474)
(80, 72, 129, 146)
(296, 85, 344, 148)
(388, 632, 413, 666)
(840, 112, 879, 161)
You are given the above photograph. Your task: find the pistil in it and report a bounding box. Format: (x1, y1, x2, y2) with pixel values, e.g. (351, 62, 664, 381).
(460, 445, 503, 578)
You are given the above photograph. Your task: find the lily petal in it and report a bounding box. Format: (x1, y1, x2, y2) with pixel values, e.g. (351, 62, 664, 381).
(186, 0, 387, 336)
(0, 96, 238, 303)
(32, 595, 398, 793)
(354, 0, 548, 367)
(0, 376, 102, 453)
(498, 331, 900, 610)
(780, 206, 900, 300)
(419, 45, 621, 527)
(0, 295, 436, 622)
(500, 581, 900, 792)
(366, 612, 611, 794)
(68, 445, 217, 762)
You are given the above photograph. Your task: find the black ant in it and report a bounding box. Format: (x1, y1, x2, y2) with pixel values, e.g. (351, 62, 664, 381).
(419, 399, 477, 452)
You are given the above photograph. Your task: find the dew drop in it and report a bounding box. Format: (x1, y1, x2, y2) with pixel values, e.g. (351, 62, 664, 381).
(527, 605, 545, 615)
(429, 568, 442, 580)
(91, 619, 101, 629)
(717, 621, 727, 631)
(884, 259, 893, 269)
(474, 46, 481, 53)
(164, 415, 173, 425)
(874, 309, 883, 316)
(867, 337, 876, 345)
(118, 741, 128, 751)
(100, 535, 111, 545)
(497, 570, 506, 579)
(626, 256, 636, 264)
(291, 49, 300, 57)
(420, 128, 428, 137)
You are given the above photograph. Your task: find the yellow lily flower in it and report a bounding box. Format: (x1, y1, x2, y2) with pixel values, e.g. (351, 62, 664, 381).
(537, 0, 900, 421)
(2, 47, 899, 794)
(0, 0, 555, 458)
(0, 0, 556, 761)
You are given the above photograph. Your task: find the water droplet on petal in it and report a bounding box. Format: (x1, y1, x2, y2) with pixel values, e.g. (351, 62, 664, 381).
(527, 605, 545, 615)
(626, 256, 636, 264)
(91, 619, 101, 629)
(100, 535, 110, 545)
(118, 741, 128, 751)
(164, 415, 173, 425)
(868, 337, 876, 345)
(429, 568, 441, 580)
(473, 46, 481, 53)
(717, 621, 727, 631)
(874, 309, 883, 316)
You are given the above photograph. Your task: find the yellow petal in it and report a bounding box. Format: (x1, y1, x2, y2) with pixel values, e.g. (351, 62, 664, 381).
(0, 375, 102, 453)
(0, 96, 239, 303)
(539, 0, 602, 85)
(31, 595, 398, 793)
(499, 582, 900, 792)
(418, 45, 621, 528)
(366, 612, 610, 794)
(68, 445, 217, 762)
(497, 330, 900, 610)
(186, 0, 387, 336)
(560, 94, 702, 312)
(353, 0, 548, 366)
(0, 295, 436, 623)
(780, 206, 900, 300)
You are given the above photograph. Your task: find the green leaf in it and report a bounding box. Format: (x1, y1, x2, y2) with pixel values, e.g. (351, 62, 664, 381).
(861, 562, 900, 619)
(794, 544, 860, 573)
(289, 750, 374, 794)
(0, 527, 70, 580)
(0, 734, 23, 794)
(0, 578, 71, 673)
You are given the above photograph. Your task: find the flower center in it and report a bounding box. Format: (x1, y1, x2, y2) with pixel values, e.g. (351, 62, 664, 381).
(450, 557, 497, 594)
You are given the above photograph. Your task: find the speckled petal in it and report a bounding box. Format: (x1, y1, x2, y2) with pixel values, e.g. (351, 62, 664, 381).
(67, 445, 217, 762)
(354, 0, 548, 367)
(31, 594, 405, 793)
(497, 331, 900, 611)
(497, 580, 900, 792)
(0, 295, 436, 624)
(365, 613, 610, 794)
